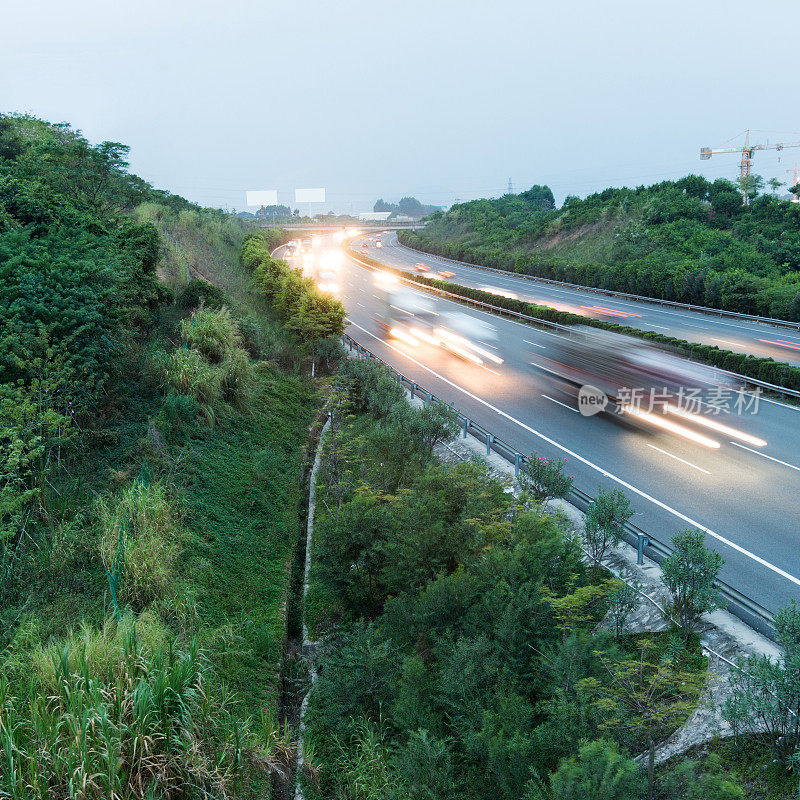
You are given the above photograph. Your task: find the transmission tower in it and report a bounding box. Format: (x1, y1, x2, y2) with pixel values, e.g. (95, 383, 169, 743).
(700, 129, 800, 204)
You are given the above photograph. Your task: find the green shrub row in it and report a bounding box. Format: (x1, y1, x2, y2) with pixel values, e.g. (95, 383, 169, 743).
(243, 234, 346, 366)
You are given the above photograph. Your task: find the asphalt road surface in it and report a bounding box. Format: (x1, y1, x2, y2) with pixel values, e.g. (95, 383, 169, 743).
(367, 232, 800, 367)
(282, 236, 800, 616)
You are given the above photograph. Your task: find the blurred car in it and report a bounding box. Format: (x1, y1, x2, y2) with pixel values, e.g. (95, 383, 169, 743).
(437, 270, 455, 279)
(414, 262, 431, 272)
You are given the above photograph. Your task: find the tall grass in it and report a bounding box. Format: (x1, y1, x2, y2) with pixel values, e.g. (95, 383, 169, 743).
(180, 305, 242, 363)
(97, 480, 180, 611)
(0, 623, 290, 799)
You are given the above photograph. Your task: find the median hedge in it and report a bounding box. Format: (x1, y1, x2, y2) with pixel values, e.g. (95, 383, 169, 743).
(350, 247, 800, 392)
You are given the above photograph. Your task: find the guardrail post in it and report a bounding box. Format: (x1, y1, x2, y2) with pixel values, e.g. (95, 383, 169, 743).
(410, 383, 416, 399)
(462, 418, 469, 438)
(637, 533, 650, 565)
(486, 434, 494, 456)
(514, 453, 523, 478)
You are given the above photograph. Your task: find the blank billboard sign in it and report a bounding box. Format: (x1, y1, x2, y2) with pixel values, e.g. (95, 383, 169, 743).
(246, 190, 278, 206)
(295, 188, 326, 203)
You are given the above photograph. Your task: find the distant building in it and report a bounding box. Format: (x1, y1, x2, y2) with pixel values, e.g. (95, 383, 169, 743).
(357, 211, 392, 221)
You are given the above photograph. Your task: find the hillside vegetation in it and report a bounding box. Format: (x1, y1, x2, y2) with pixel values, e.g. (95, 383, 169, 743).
(0, 113, 324, 798)
(401, 177, 800, 319)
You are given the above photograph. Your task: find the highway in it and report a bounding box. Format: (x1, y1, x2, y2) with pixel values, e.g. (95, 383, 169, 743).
(282, 236, 800, 617)
(362, 232, 800, 367)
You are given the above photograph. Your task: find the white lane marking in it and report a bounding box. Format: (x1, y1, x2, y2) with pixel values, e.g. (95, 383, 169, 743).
(390, 242, 800, 339)
(524, 339, 546, 349)
(346, 318, 800, 588)
(729, 442, 800, 473)
(372, 294, 381, 299)
(357, 302, 365, 307)
(347, 252, 800, 415)
(651, 324, 669, 330)
(646, 444, 711, 474)
(713, 338, 743, 347)
(343, 295, 350, 300)
(542, 394, 578, 413)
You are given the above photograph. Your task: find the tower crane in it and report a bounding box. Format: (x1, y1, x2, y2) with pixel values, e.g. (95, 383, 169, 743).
(700, 129, 800, 204)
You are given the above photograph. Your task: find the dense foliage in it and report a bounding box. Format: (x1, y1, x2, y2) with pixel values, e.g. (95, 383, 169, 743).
(302, 359, 714, 800)
(401, 176, 800, 320)
(0, 114, 174, 546)
(374, 196, 442, 218)
(241, 233, 346, 369)
(0, 113, 319, 797)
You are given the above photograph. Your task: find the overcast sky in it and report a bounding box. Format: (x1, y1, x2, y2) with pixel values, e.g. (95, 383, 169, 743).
(2, 0, 799, 212)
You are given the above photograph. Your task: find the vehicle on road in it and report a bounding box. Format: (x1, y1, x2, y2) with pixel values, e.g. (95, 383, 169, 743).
(437, 269, 455, 279)
(301, 237, 312, 253)
(536, 327, 761, 448)
(414, 262, 431, 272)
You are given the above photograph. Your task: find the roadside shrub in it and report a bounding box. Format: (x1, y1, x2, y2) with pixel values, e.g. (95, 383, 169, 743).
(519, 453, 574, 505)
(176, 278, 228, 310)
(544, 739, 644, 800)
(583, 488, 634, 568)
(180, 305, 242, 363)
(164, 347, 222, 412)
(97, 480, 180, 610)
(660, 529, 723, 640)
(722, 601, 800, 762)
(335, 357, 406, 417)
(662, 753, 744, 800)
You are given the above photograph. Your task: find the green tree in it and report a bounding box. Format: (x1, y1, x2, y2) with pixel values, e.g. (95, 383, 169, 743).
(539, 739, 644, 800)
(519, 454, 574, 505)
(722, 601, 800, 763)
(585, 640, 704, 799)
(768, 177, 784, 195)
(582, 488, 633, 570)
(607, 579, 641, 639)
(660, 529, 723, 640)
(736, 173, 764, 203)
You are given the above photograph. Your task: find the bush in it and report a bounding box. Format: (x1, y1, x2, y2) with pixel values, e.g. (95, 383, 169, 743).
(335, 357, 407, 417)
(544, 739, 644, 800)
(176, 278, 228, 310)
(662, 754, 744, 800)
(722, 600, 800, 762)
(180, 305, 242, 363)
(660, 529, 723, 640)
(519, 453, 574, 504)
(583, 488, 634, 568)
(97, 480, 180, 610)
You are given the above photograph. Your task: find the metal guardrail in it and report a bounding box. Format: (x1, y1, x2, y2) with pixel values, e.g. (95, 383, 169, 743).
(343, 332, 777, 641)
(346, 249, 800, 402)
(396, 239, 800, 331)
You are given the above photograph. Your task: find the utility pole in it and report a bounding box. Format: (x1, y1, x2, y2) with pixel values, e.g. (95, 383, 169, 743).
(700, 129, 800, 205)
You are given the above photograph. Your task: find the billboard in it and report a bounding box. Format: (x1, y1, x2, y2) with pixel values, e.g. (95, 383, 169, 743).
(246, 190, 278, 207)
(295, 187, 326, 203)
